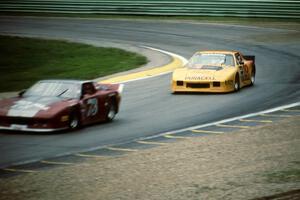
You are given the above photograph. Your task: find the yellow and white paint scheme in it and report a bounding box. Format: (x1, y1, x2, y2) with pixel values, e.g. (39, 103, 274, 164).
(171, 50, 256, 93)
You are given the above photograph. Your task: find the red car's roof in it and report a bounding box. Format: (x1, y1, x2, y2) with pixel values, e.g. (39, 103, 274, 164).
(38, 79, 92, 84)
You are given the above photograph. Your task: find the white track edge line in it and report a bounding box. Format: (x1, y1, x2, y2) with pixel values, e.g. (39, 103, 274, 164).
(2, 102, 299, 170)
(143, 101, 300, 140)
(119, 46, 188, 84)
(141, 45, 188, 65)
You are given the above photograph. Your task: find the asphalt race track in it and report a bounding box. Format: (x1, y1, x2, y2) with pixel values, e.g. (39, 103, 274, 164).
(0, 16, 299, 168)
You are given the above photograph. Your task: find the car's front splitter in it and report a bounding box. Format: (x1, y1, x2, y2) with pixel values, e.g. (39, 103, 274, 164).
(0, 125, 68, 132)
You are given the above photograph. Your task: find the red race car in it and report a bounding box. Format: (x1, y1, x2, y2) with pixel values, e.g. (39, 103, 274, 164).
(0, 80, 123, 132)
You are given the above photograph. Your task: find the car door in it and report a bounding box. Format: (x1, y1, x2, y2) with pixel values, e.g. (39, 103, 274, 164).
(80, 82, 106, 124)
(235, 53, 249, 82)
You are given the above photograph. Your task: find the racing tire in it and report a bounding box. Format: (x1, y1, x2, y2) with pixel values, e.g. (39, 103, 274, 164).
(69, 112, 80, 130)
(250, 68, 255, 86)
(106, 102, 117, 122)
(234, 74, 240, 92)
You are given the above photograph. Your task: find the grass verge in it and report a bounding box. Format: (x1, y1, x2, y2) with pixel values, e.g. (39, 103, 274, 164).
(0, 35, 147, 92)
(1, 12, 300, 23)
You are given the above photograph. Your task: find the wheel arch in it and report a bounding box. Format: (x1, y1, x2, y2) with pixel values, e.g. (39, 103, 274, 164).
(107, 93, 119, 113)
(234, 73, 240, 91)
(252, 64, 256, 75)
(69, 104, 81, 121)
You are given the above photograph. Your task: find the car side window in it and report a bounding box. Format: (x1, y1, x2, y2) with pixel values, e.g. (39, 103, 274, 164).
(225, 54, 234, 66)
(82, 83, 96, 95)
(235, 53, 242, 65)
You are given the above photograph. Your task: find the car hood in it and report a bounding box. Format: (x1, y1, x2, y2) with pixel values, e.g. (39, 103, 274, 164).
(0, 96, 74, 118)
(173, 67, 236, 81)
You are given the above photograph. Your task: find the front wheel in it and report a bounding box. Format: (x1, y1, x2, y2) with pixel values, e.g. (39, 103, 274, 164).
(234, 74, 240, 92)
(69, 113, 80, 129)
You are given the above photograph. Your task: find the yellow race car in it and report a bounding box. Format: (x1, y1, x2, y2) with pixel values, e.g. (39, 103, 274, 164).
(171, 50, 255, 93)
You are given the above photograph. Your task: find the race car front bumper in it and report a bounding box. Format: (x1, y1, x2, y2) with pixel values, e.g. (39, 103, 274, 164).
(171, 80, 235, 93)
(0, 125, 67, 132)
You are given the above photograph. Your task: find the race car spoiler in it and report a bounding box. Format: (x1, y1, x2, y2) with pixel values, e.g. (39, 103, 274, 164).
(243, 55, 255, 63)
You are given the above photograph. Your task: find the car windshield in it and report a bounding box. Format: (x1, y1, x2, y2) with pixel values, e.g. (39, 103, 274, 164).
(24, 81, 81, 99)
(187, 53, 235, 68)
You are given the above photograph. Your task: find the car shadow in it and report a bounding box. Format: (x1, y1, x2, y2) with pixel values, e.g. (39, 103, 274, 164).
(172, 91, 231, 96)
(0, 119, 118, 135)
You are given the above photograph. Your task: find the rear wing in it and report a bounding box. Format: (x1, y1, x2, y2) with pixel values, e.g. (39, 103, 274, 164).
(243, 55, 255, 63)
(96, 83, 124, 94)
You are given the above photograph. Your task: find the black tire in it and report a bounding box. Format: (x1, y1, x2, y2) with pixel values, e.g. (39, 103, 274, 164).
(106, 102, 117, 122)
(69, 112, 80, 130)
(250, 67, 256, 86)
(234, 74, 240, 92)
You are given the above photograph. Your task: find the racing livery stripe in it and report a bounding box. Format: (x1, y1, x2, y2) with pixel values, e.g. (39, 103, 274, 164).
(7, 96, 60, 117)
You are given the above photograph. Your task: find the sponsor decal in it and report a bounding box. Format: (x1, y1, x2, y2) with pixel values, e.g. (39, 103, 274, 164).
(185, 76, 216, 81)
(61, 115, 69, 122)
(10, 124, 28, 130)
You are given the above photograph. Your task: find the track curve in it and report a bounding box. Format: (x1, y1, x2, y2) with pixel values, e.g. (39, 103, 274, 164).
(0, 16, 299, 168)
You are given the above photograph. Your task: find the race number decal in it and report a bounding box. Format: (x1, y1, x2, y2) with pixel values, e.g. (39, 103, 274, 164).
(87, 98, 98, 117)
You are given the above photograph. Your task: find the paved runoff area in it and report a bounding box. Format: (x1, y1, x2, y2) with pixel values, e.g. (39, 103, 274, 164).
(0, 115, 299, 200)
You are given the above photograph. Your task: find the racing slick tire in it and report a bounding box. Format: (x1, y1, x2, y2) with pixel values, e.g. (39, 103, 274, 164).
(69, 111, 80, 129)
(250, 67, 256, 86)
(106, 101, 117, 122)
(234, 74, 240, 92)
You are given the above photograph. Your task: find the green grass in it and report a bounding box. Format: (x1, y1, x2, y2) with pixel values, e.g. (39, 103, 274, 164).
(0, 35, 147, 92)
(2, 12, 300, 23)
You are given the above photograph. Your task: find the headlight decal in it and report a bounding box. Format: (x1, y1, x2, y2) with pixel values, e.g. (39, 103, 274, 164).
(61, 115, 69, 122)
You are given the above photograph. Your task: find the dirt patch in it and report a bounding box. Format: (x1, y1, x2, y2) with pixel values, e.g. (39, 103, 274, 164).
(0, 117, 299, 200)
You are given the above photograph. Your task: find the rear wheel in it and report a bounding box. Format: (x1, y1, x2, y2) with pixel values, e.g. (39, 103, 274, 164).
(234, 74, 240, 92)
(250, 68, 255, 86)
(106, 102, 117, 122)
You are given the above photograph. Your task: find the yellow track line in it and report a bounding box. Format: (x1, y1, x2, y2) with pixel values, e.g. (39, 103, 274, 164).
(106, 147, 138, 152)
(41, 160, 73, 165)
(191, 129, 224, 134)
(100, 57, 182, 84)
(137, 141, 167, 145)
(216, 124, 250, 129)
(3, 168, 36, 173)
(164, 134, 188, 139)
(239, 119, 273, 123)
(75, 153, 107, 158)
(259, 113, 292, 118)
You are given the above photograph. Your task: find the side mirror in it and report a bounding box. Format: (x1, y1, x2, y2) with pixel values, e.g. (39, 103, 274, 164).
(239, 61, 244, 65)
(18, 89, 26, 97)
